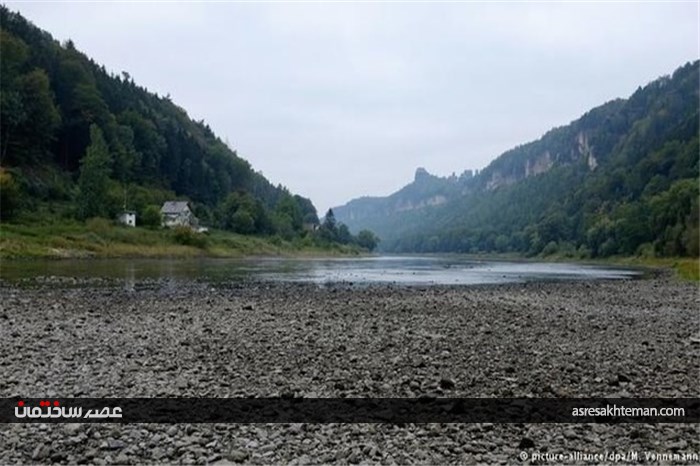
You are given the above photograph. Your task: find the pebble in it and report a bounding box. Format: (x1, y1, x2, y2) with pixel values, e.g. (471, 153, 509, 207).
(107, 439, 126, 450)
(439, 378, 456, 390)
(227, 449, 249, 463)
(518, 437, 535, 449)
(31, 445, 50, 461)
(0, 275, 696, 464)
(63, 423, 82, 436)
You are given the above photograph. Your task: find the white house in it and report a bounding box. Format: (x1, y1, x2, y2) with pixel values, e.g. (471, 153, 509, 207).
(117, 211, 136, 227)
(160, 201, 199, 229)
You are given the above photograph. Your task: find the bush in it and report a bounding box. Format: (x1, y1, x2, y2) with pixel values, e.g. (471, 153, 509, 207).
(231, 210, 255, 234)
(140, 205, 162, 229)
(599, 238, 619, 257)
(557, 241, 577, 258)
(172, 226, 207, 248)
(576, 245, 592, 259)
(635, 242, 656, 258)
(357, 230, 379, 252)
(682, 225, 699, 257)
(541, 241, 559, 256)
(0, 169, 20, 221)
(86, 217, 112, 235)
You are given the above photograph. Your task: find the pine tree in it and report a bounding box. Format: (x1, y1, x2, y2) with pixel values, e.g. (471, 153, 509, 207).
(319, 209, 338, 242)
(77, 124, 112, 219)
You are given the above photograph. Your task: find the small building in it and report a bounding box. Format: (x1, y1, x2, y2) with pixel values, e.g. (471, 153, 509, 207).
(117, 211, 136, 227)
(161, 201, 199, 229)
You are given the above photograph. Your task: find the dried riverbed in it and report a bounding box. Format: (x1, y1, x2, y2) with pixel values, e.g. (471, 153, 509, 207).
(0, 273, 698, 464)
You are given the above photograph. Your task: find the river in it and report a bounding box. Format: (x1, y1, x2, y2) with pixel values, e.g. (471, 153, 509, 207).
(0, 255, 640, 285)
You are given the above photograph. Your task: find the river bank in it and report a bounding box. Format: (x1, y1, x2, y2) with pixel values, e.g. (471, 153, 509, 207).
(0, 273, 698, 464)
(0, 222, 363, 260)
(2, 223, 696, 286)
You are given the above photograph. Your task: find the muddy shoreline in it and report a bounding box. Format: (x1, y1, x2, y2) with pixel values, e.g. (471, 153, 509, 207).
(0, 274, 698, 464)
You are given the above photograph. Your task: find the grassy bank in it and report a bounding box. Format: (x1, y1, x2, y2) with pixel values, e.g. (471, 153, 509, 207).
(600, 256, 699, 282)
(533, 252, 700, 282)
(2, 221, 696, 283)
(0, 220, 364, 259)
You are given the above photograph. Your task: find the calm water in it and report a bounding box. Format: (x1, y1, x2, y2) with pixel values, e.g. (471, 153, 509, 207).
(0, 256, 641, 286)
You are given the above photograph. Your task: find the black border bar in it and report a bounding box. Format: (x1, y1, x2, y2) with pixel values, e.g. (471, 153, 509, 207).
(2, 398, 698, 423)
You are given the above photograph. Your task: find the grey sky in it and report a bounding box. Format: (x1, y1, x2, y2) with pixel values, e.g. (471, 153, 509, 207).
(7, 2, 699, 213)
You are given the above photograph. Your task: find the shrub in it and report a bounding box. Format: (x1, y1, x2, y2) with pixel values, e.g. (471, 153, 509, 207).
(0, 169, 21, 221)
(231, 210, 255, 234)
(557, 241, 577, 258)
(172, 226, 207, 248)
(635, 242, 656, 258)
(86, 217, 112, 235)
(541, 241, 559, 256)
(576, 245, 592, 259)
(357, 230, 379, 252)
(140, 205, 162, 229)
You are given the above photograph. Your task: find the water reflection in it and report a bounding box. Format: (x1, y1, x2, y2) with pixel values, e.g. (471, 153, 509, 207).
(0, 256, 641, 286)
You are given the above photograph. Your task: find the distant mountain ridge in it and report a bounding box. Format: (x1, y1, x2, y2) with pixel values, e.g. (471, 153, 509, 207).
(333, 61, 699, 258)
(335, 167, 473, 224)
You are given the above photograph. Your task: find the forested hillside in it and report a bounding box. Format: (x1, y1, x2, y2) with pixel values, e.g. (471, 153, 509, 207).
(335, 61, 699, 258)
(0, 6, 320, 240)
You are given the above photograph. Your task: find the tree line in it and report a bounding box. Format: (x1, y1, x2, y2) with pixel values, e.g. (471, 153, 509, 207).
(377, 61, 699, 259)
(0, 7, 379, 251)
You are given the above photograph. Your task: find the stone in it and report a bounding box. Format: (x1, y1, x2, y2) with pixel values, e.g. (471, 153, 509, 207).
(63, 423, 82, 436)
(439, 378, 456, 390)
(347, 450, 360, 464)
(518, 437, 535, 449)
(32, 445, 50, 461)
(49, 452, 66, 463)
(227, 449, 249, 463)
(151, 447, 166, 460)
(668, 440, 688, 450)
(107, 439, 126, 450)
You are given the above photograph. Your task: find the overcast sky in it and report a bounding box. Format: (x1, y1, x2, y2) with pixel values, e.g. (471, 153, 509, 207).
(7, 2, 699, 213)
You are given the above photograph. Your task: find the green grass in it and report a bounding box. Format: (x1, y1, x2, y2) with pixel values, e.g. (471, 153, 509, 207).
(608, 256, 700, 282)
(675, 259, 700, 281)
(540, 253, 700, 282)
(524, 245, 699, 282)
(3, 220, 695, 282)
(425, 251, 700, 283)
(0, 220, 364, 259)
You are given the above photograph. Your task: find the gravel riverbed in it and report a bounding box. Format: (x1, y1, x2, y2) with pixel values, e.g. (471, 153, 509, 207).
(0, 274, 698, 464)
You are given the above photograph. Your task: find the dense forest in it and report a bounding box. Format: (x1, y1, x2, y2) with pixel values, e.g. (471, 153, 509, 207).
(0, 7, 376, 251)
(335, 61, 699, 258)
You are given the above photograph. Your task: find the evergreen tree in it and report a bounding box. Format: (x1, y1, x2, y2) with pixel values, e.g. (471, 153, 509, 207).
(77, 124, 112, 219)
(319, 208, 338, 242)
(337, 223, 352, 244)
